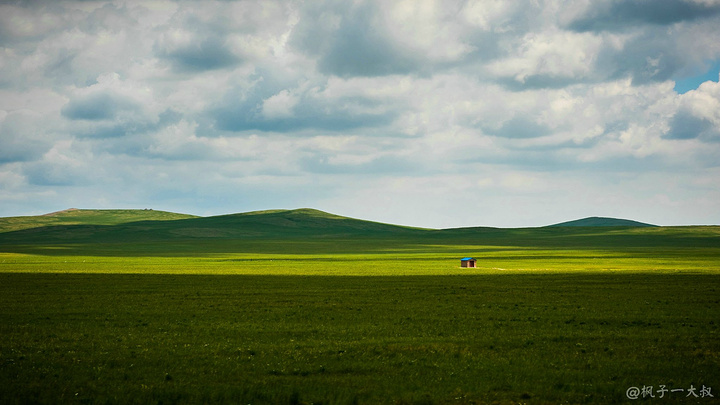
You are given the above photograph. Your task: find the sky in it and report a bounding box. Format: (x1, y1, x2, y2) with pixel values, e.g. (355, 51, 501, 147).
(1, 0, 719, 228)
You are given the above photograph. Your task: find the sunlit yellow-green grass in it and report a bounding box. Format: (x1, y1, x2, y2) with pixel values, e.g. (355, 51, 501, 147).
(1, 243, 718, 275)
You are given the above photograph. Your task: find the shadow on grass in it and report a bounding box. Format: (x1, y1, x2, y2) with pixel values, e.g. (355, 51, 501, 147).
(1, 222, 719, 258)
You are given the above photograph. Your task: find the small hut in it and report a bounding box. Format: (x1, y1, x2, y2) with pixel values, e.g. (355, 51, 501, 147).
(460, 257, 477, 268)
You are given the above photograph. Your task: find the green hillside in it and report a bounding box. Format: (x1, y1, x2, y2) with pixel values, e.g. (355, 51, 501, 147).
(0, 208, 428, 251)
(0, 208, 197, 233)
(548, 216, 656, 227)
(0, 208, 718, 258)
(172, 208, 428, 237)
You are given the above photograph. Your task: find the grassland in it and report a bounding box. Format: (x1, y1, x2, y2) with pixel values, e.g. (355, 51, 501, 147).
(0, 209, 719, 404)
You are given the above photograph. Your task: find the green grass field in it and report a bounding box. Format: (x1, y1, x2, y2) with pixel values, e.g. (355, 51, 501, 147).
(1, 209, 719, 404)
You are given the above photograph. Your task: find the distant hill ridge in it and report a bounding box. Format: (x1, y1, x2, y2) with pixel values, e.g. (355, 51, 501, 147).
(0, 208, 659, 238)
(548, 216, 657, 227)
(0, 208, 198, 234)
(2, 208, 718, 255)
(0, 208, 425, 243)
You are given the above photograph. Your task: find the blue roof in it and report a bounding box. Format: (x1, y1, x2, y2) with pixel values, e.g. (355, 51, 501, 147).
(461, 257, 475, 261)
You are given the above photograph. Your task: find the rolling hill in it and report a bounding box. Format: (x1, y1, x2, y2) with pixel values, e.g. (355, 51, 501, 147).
(0, 208, 197, 233)
(548, 216, 657, 227)
(0, 208, 717, 256)
(0, 208, 425, 245)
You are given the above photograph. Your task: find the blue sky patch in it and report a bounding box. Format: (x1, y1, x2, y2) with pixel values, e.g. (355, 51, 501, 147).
(674, 60, 720, 94)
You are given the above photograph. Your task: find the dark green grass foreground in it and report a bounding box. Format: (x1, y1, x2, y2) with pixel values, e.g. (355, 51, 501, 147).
(2, 273, 719, 404)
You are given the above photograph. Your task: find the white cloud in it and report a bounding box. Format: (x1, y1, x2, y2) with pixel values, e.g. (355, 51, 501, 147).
(0, 0, 719, 226)
(261, 89, 299, 119)
(678, 79, 720, 122)
(666, 78, 720, 143)
(461, 0, 519, 31)
(0, 109, 59, 163)
(383, 0, 474, 62)
(488, 29, 603, 85)
(0, 3, 75, 40)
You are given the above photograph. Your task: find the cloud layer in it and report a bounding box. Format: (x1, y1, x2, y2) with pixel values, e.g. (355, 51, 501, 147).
(1, 0, 719, 227)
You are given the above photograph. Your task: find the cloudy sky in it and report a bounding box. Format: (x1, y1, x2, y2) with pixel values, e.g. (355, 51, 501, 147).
(1, 0, 719, 228)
